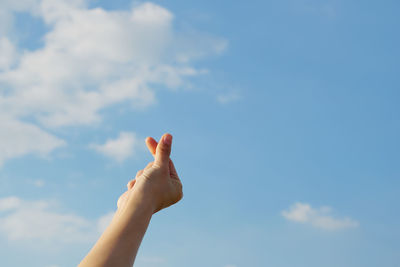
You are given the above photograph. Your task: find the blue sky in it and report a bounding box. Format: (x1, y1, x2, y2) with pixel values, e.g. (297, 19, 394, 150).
(0, 0, 399, 266)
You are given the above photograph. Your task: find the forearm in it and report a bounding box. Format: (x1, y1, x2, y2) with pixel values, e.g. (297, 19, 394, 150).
(78, 133, 182, 267)
(78, 199, 153, 267)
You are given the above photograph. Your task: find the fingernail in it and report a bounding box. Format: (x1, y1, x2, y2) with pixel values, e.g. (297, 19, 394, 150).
(163, 134, 172, 145)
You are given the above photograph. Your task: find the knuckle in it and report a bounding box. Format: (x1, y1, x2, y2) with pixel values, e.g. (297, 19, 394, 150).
(179, 188, 184, 199)
(145, 162, 154, 169)
(177, 191, 183, 202)
(175, 185, 183, 202)
(151, 162, 163, 170)
(159, 145, 170, 154)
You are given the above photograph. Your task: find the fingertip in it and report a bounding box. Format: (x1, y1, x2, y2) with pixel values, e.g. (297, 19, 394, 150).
(153, 133, 172, 167)
(146, 137, 157, 156)
(162, 133, 172, 145)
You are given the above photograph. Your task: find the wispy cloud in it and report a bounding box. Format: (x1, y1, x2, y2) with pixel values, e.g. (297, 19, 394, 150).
(216, 91, 241, 104)
(0, 196, 114, 244)
(0, 0, 226, 166)
(292, 0, 337, 19)
(0, 37, 17, 70)
(97, 211, 115, 233)
(0, 115, 65, 167)
(90, 132, 141, 163)
(27, 178, 46, 187)
(282, 202, 359, 231)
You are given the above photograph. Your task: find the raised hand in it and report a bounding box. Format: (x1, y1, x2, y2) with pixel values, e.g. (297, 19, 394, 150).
(117, 133, 183, 213)
(80, 135, 182, 266)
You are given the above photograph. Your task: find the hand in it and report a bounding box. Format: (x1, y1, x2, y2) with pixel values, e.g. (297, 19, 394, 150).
(117, 133, 183, 214)
(79, 134, 180, 267)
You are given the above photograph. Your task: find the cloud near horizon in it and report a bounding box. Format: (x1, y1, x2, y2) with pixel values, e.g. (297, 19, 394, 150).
(0, 196, 114, 244)
(0, 0, 227, 167)
(282, 202, 359, 231)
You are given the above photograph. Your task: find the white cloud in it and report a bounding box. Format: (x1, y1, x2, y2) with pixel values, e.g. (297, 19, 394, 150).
(293, 1, 337, 18)
(282, 202, 359, 231)
(0, 0, 41, 34)
(0, 196, 113, 244)
(0, 37, 17, 70)
(90, 132, 140, 163)
(0, 115, 65, 166)
(0, 196, 21, 211)
(0, 1, 224, 128)
(0, 1, 226, 166)
(29, 179, 45, 187)
(97, 211, 115, 233)
(217, 91, 241, 104)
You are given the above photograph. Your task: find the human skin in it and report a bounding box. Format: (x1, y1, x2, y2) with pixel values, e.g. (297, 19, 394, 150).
(78, 133, 183, 267)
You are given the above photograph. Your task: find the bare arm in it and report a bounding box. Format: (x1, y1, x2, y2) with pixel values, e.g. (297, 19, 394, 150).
(78, 133, 183, 267)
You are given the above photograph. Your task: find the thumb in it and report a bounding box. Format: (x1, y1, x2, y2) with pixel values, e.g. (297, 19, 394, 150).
(154, 133, 172, 168)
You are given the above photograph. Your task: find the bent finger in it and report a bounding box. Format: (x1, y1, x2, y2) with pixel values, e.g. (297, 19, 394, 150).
(145, 137, 157, 157)
(127, 179, 136, 190)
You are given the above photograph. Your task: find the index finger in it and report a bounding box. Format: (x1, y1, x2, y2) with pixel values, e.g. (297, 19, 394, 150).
(145, 136, 157, 157)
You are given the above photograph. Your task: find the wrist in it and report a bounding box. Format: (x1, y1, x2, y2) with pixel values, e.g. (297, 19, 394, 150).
(124, 180, 158, 215)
